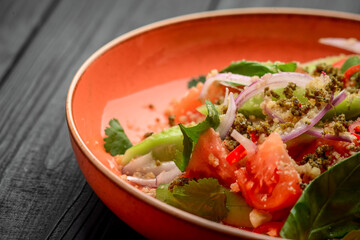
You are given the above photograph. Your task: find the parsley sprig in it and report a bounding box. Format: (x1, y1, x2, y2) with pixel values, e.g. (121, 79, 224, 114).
(104, 119, 132, 156)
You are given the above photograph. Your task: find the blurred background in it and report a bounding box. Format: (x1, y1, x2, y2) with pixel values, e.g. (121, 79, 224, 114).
(0, 1, 359, 239)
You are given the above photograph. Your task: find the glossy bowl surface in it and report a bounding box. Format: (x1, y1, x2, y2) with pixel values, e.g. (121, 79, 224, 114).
(66, 8, 360, 240)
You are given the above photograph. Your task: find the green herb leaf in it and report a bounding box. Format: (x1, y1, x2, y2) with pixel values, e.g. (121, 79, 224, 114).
(188, 75, 206, 88)
(220, 60, 297, 77)
(156, 178, 228, 222)
(280, 152, 360, 240)
(104, 118, 133, 156)
(341, 56, 360, 73)
(220, 60, 274, 76)
(276, 62, 297, 72)
(176, 101, 219, 171)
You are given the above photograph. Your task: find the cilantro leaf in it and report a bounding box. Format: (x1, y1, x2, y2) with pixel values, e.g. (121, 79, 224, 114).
(220, 60, 274, 76)
(156, 178, 228, 222)
(276, 62, 297, 72)
(341, 56, 360, 73)
(220, 60, 297, 77)
(175, 101, 219, 171)
(188, 75, 206, 88)
(104, 118, 132, 156)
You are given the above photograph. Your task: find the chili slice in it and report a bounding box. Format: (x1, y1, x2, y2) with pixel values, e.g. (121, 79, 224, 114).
(344, 64, 360, 80)
(226, 144, 247, 165)
(349, 122, 360, 140)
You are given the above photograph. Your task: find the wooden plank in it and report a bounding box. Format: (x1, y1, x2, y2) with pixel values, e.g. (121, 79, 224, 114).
(0, 0, 58, 84)
(0, 0, 213, 239)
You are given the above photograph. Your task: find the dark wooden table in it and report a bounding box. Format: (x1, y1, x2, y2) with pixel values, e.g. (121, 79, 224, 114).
(1, 1, 359, 239)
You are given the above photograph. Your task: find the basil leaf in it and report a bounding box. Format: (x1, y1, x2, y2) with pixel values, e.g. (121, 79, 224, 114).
(188, 75, 206, 88)
(277, 62, 297, 72)
(176, 101, 219, 171)
(341, 56, 360, 73)
(104, 119, 133, 156)
(220, 60, 273, 76)
(156, 178, 228, 222)
(280, 152, 360, 240)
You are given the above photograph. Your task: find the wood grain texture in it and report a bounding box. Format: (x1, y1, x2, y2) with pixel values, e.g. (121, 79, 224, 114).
(0, 0, 59, 85)
(0, 0, 359, 239)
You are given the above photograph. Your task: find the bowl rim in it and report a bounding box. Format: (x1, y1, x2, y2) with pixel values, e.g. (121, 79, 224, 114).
(66, 7, 359, 239)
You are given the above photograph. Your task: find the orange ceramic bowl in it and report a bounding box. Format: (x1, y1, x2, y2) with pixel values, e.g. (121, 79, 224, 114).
(66, 8, 360, 240)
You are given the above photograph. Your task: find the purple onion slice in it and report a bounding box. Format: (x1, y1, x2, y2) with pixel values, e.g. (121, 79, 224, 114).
(235, 72, 312, 108)
(306, 127, 352, 142)
(122, 152, 178, 176)
(200, 73, 252, 100)
(126, 176, 157, 188)
(280, 90, 347, 142)
(217, 92, 236, 140)
(123, 152, 182, 187)
(230, 129, 257, 156)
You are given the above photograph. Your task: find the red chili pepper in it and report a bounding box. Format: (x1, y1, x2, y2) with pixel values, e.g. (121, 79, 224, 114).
(349, 123, 360, 140)
(250, 132, 259, 143)
(352, 126, 360, 140)
(343, 64, 360, 87)
(226, 144, 247, 165)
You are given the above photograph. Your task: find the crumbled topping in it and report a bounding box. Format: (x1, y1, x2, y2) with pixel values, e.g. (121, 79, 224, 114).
(208, 153, 220, 167)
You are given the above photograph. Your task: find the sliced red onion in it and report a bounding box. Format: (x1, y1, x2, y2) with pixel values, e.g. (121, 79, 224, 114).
(280, 90, 347, 142)
(122, 152, 153, 174)
(200, 73, 252, 100)
(230, 129, 257, 156)
(319, 38, 360, 54)
(306, 127, 352, 142)
(222, 87, 229, 107)
(122, 152, 179, 175)
(126, 167, 181, 187)
(156, 167, 182, 185)
(235, 72, 312, 108)
(126, 176, 157, 188)
(263, 104, 285, 123)
(123, 152, 182, 187)
(217, 92, 236, 140)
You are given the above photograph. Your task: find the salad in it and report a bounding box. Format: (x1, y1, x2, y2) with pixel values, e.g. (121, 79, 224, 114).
(104, 54, 360, 239)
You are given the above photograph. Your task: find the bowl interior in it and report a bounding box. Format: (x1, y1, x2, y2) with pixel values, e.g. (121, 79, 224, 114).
(68, 8, 360, 238)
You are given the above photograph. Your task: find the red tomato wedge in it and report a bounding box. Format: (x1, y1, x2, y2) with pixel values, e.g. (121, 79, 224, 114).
(168, 83, 204, 124)
(185, 128, 237, 186)
(235, 133, 302, 211)
(294, 138, 351, 165)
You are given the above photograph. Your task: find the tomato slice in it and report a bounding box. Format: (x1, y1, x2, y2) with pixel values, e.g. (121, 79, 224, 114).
(235, 133, 302, 211)
(185, 128, 237, 186)
(295, 138, 351, 165)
